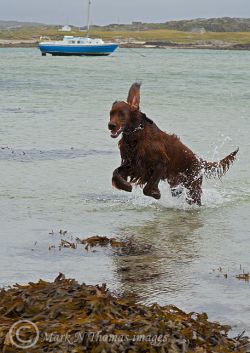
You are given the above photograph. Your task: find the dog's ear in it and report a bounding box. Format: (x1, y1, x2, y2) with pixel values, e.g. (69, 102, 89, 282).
(127, 82, 141, 111)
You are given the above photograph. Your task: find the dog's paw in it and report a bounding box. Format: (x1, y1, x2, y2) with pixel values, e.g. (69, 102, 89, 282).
(143, 187, 161, 200)
(112, 175, 132, 192)
(151, 191, 161, 200)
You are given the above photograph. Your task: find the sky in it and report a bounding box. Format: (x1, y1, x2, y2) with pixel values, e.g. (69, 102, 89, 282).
(1, 0, 250, 26)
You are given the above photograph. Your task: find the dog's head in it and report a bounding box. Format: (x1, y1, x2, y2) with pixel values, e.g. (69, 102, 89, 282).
(108, 82, 141, 138)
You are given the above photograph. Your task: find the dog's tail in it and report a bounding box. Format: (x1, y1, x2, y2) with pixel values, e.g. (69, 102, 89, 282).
(201, 148, 239, 179)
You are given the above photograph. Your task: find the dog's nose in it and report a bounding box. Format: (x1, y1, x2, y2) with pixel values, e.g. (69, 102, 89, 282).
(108, 122, 116, 130)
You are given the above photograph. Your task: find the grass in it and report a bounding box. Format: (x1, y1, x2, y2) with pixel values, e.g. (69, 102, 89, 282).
(1, 26, 250, 44)
(92, 29, 250, 44)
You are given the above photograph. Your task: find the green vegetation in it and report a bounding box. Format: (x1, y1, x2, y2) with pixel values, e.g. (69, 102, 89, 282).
(91, 29, 250, 44)
(1, 26, 250, 45)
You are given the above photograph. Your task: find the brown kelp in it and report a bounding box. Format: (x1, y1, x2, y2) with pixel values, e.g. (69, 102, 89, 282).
(0, 274, 249, 352)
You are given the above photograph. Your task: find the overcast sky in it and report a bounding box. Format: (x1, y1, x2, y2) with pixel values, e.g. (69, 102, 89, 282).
(2, 0, 250, 26)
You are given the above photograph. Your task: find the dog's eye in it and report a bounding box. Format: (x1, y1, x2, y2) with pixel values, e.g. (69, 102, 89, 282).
(118, 111, 124, 118)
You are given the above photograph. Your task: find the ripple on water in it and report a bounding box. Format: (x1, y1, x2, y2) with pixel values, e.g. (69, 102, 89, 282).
(0, 147, 114, 161)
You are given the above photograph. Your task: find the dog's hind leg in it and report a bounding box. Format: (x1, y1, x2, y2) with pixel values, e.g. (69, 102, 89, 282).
(185, 176, 203, 206)
(112, 166, 132, 192)
(143, 163, 164, 200)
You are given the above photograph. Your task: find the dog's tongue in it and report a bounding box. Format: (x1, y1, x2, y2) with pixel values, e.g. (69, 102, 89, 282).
(111, 128, 122, 138)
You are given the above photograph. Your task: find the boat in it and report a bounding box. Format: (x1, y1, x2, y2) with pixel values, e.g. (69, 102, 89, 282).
(38, 36, 118, 56)
(38, 1, 118, 56)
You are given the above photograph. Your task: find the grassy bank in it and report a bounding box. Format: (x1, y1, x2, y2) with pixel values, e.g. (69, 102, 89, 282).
(1, 26, 250, 44)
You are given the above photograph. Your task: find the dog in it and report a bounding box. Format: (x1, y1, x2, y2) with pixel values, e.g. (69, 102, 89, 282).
(108, 82, 238, 206)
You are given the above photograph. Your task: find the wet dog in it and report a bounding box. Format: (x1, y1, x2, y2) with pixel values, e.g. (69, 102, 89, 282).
(108, 82, 238, 205)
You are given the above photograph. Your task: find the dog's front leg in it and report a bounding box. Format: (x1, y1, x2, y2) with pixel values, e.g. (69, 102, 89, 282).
(112, 166, 132, 192)
(143, 163, 164, 200)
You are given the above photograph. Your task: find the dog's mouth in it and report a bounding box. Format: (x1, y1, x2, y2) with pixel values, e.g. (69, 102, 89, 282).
(110, 127, 123, 138)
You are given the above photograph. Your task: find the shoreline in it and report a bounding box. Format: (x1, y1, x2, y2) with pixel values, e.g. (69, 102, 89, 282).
(120, 41, 250, 50)
(0, 235, 250, 351)
(1, 39, 250, 50)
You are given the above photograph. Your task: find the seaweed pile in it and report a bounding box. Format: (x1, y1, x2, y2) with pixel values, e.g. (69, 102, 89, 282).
(50, 234, 153, 256)
(0, 274, 249, 352)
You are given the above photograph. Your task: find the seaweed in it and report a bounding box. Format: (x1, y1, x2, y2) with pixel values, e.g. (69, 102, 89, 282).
(211, 266, 250, 283)
(47, 230, 153, 257)
(0, 274, 249, 352)
(235, 272, 250, 282)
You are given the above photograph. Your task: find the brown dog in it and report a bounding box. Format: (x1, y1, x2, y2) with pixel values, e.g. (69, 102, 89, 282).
(108, 82, 238, 205)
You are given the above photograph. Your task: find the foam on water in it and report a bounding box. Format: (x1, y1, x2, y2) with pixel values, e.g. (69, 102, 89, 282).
(84, 169, 250, 212)
(127, 180, 248, 211)
(147, 186, 223, 210)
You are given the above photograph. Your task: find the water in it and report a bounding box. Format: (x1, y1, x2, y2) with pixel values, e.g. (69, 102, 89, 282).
(0, 48, 250, 335)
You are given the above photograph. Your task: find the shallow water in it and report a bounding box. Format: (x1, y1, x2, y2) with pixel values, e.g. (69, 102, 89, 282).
(0, 47, 250, 335)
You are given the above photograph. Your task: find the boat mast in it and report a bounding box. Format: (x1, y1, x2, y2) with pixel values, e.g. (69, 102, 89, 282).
(86, 0, 91, 37)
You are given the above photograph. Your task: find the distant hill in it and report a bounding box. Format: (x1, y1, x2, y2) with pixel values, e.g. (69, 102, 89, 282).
(1, 17, 250, 32)
(0, 20, 46, 29)
(164, 17, 250, 32)
(95, 17, 250, 32)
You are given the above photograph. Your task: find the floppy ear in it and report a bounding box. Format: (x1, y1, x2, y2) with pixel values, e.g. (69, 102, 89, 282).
(127, 82, 141, 111)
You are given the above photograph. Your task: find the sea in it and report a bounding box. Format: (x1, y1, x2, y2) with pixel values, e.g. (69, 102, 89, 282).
(0, 47, 250, 335)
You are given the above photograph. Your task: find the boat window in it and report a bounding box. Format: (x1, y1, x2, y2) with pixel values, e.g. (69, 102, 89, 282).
(77, 41, 81, 44)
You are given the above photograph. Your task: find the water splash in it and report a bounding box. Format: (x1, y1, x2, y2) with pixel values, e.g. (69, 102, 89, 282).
(208, 135, 234, 161)
(128, 181, 248, 211)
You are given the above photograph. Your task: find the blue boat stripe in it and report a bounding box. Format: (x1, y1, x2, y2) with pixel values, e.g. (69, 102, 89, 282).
(39, 44, 118, 55)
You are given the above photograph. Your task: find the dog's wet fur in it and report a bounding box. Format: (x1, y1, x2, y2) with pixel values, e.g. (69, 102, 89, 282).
(108, 83, 238, 205)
